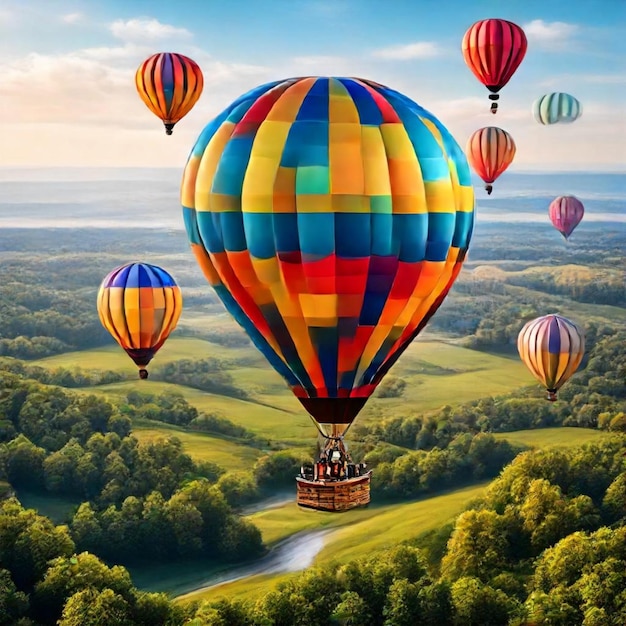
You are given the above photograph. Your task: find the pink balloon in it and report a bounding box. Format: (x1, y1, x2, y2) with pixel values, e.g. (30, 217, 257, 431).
(548, 195, 585, 239)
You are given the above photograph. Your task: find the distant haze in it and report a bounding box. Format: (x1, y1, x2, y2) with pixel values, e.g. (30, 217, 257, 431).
(0, 170, 623, 230)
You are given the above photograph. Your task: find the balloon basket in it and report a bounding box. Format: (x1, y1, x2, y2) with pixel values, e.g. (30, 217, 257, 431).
(296, 437, 371, 512)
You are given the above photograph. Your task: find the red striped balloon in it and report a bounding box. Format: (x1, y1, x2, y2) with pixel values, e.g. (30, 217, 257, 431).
(462, 19, 527, 114)
(548, 196, 585, 239)
(466, 127, 516, 194)
(135, 52, 204, 135)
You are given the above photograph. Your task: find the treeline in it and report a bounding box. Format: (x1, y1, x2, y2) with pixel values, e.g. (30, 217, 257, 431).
(504, 266, 626, 307)
(0, 283, 108, 358)
(0, 374, 264, 568)
(151, 358, 250, 400)
(370, 433, 521, 499)
(120, 390, 269, 448)
(0, 359, 125, 387)
(0, 499, 194, 625)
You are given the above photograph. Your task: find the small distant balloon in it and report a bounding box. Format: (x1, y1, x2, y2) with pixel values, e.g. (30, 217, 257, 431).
(135, 52, 204, 135)
(466, 127, 516, 195)
(517, 314, 585, 401)
(462, 19, 527, 114)
(548, 195, 585, 239)
(97, 262, 183, 379)
(533, 93, 582, 125)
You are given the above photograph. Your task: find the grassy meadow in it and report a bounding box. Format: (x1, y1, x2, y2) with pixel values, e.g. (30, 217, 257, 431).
(32, 331, 530, 452)
(493, 426, 611, 450)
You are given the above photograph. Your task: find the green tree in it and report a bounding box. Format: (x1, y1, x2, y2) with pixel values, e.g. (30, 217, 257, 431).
(0, 569, 29, 625)
(57, 588, 132, 626)
(451, 577, 516, 626)
(33, 552, 134, 624)
(0, 498, 75, 590)
(441, 510, 508, 581)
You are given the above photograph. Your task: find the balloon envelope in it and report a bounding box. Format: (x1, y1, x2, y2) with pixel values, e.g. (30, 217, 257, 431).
(135, 52, 204, 134)
(533, 93, 582, 125)
(97, 262, 183, 377)
(548, 195, 584, 239)
(517, 314, 585, 401)
(181, 76, 474, 437)
(462, 19, 527, 113)
(466, 127, 516, 194)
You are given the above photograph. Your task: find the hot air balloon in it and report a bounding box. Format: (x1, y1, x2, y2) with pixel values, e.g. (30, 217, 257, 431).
(97, 262, 183, 379)
(517, 314, 585, 401)
(135, 53, 204, 135)
(533, 93, 582, 125)
(466, 126, 516, 195)
(181, 76, 475, 510)
(549, 195, 585, 239)
(462, 19, 527, 114)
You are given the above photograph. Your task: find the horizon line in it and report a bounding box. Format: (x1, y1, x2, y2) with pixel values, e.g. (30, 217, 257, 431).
(0, 166, 625, 175)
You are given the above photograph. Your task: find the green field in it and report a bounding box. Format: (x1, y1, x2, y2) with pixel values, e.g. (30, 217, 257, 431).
(131, 424, 265, 471)
(31, 335, 247, 372)
(178, 483, 488, 603)
(33, 336, 530, 448)
(493, 427, 611, 450)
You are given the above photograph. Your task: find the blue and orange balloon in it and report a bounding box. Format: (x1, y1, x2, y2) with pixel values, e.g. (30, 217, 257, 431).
(135, 52, 203, 135)
(517, 314, 585, 401)
(97, 262, 183, 378)
(181, 76, 474, 439)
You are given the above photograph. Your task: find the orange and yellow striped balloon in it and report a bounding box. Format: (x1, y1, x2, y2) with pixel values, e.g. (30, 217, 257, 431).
(135, 52, 203, 135)
(517, 314, 585, 401)
(466, 126, 516, 195)
(97, 262, 183, 378)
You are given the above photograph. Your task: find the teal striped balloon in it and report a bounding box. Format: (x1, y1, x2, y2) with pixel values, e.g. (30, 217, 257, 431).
(533, 92, 582, 125)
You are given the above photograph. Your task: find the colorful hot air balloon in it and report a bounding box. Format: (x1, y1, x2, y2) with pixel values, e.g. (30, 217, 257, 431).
(533, 93, 582, 125)
(517, 314, 585, 401)
(181, 76, 474, 509)
(135, 52, 204, 135)
(97, 262, 183, 379)
(462, 19, 527, 114)
(549, 195, 585, 239)
(466, 127, 516, 195)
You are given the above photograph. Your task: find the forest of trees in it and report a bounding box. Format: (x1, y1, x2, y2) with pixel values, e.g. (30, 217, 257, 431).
(0, 374, 264, 567)
(3, 436, 626, 625)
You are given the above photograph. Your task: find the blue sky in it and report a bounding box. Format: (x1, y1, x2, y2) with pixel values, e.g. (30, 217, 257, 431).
(1, 0, 624, 170)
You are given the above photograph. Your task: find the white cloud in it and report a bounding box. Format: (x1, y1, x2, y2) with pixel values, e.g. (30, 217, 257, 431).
(0, 9, 13, 24)
(0, 40, 271, 138)
(523, 19, 579, 50)
(61, 12, 83, 24)
(372, 42, 442, 61)
(109, 18, 192, 42)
